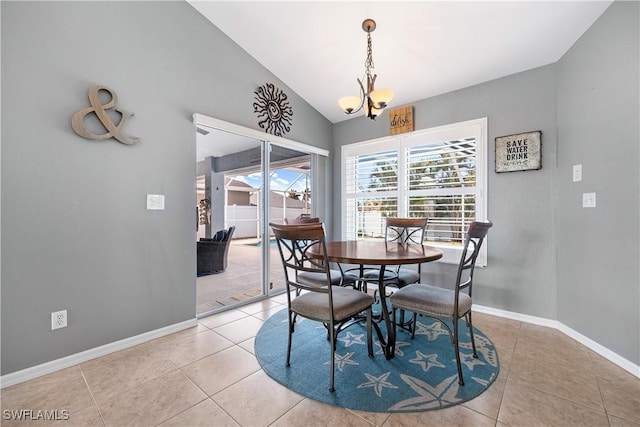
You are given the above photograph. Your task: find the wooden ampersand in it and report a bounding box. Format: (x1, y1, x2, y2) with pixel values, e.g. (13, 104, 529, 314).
(72, 85, 140, 145)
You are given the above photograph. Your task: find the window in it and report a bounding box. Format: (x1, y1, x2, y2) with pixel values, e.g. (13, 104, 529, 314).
(342, 118, 487, 264)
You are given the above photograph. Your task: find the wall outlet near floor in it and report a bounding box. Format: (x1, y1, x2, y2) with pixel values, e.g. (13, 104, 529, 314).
(51, 310, 67, 330)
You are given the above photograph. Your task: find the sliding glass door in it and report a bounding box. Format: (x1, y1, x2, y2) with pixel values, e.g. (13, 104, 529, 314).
(194, 114, 328, 318)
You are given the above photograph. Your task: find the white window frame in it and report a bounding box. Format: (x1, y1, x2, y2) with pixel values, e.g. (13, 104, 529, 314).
(341, 117, 488, 265)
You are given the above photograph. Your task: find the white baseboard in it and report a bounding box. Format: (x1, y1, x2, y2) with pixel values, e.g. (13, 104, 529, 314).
(3, 306, 639, 388)
(473, 304, 640, 378)
(0, 318, 198, 389)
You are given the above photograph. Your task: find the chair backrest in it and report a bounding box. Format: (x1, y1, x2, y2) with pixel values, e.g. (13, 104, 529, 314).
(283, 217, 320, 225)
(270, 222, 332, 295)
(384, 217, 428, 244)
(455, 220, 493, 298)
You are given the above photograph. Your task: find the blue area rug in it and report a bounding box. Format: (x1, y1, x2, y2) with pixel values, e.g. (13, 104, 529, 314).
(255, 307, 499, 413)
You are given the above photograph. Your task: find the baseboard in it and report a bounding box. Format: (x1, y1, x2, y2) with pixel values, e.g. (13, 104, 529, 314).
(3, 306, 639, 388)
(0, 318, 198, 389)
(473, 304, 640, 378)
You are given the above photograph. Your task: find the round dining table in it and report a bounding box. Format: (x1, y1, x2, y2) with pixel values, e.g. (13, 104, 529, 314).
(310, 240, 443, 359)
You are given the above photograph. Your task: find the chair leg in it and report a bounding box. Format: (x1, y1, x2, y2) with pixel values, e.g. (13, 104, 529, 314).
(467, 312, 478, 358)
(410, 313, 417, 339)
(453, 318, 465, 386)
(286, 311, 294, 367)
(329, 323, 336, 392)
(367, 307, 373, 358)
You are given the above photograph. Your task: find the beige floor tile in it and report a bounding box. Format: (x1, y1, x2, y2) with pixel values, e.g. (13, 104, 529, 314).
(98, 370, 206, 426)
(509, 330, 604, 410)
(498, 380, 609, 427)
(382, 404, 496, 426)
(1, 366, 95, 417)
(199, 310, 250, 329)
(80, 343, 177, 404)
(346, 408, 390, 426)
(252, 305, 287, 320)
(181, 346, 261, 396)
(238, 337, 256, 354)
(152, 328, 235, 367)
(158, 398, 240, 427)
(598, 374, 640, 424)
(238, 299, 283, 315)
(211, 370, 304, 427)
(271, 399, 373, 426)
(212, 315, 265, 343)
(609, 414, 640, 427)
(462, 375, 506, 420)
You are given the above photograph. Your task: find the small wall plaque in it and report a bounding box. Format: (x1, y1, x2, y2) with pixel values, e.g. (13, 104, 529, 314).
(495, 131, 542, 173)
(389, 106, 414, 135)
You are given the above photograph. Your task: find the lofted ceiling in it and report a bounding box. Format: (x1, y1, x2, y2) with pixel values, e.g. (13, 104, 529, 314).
(188, 1, 611, 124)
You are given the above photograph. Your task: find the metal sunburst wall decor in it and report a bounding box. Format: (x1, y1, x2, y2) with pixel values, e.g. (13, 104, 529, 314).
(253, 83, 293, 136)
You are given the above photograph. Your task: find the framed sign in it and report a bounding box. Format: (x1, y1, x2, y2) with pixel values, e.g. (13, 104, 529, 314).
(495, 131, 542, 173)
(389, 106, 414, 135)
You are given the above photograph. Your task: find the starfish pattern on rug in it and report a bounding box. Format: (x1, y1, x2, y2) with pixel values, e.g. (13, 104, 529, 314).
(471, 372, 496, 387)
(414, 320, 450, 341)
(409, 350, 446, 372)
(357, 372, 399, 398)
(459, 352, 486, 370)
(389, 374, 462, 411)
(337, 331, 366, 347)
(323, 351, 359, 371)
(460, 334, 498, 367)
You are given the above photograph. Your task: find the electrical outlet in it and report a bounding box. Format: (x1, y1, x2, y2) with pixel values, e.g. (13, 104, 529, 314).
(51, 310, 67, 330)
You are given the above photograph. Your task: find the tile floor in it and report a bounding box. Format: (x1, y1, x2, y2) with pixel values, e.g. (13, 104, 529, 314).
(2, 294, 639, 427)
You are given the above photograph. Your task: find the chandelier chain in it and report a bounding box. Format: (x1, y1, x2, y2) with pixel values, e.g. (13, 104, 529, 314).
(364, 32, 374, 77)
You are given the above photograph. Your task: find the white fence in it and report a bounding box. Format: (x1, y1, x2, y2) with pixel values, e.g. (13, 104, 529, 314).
(226, 205, 309, 239)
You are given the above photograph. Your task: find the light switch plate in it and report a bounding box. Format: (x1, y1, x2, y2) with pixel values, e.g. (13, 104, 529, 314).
(582, 192, 596, 208)
(573, 164, 582, 182)
(147, 194, 165, 210)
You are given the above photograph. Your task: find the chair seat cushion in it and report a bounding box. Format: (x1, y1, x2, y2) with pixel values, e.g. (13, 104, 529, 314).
(389, 284, 472, 317)
(298, 269, 354, 287)
(291, 287, 374, 322)
(363, 268, 420, 287)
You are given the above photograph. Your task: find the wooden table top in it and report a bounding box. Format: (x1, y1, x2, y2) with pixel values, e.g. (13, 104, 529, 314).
(311, 240, 443, 265)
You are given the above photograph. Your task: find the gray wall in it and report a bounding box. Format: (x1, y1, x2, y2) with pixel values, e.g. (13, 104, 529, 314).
(333, 64, 559, 320)
(333, 2, 640, 365)
(556, 1, 639, 364)
(332, 1, 639, 365)
(1, 1, 332, 374)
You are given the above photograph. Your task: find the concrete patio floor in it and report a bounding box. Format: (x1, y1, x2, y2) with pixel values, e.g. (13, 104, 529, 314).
(196, 239, 286, 315)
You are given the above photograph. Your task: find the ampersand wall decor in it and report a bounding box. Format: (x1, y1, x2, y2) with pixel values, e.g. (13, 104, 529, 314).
(253, 83, 293, 137)
(71, 85, 140, 145)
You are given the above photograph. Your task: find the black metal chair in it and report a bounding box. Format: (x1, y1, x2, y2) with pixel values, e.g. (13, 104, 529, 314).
(270, 222, 374, 392)
(196, 226, 235, 276)
(283, 218, 358, 288)
(362, 217, 428, 288)
(389, 220, 493, 386)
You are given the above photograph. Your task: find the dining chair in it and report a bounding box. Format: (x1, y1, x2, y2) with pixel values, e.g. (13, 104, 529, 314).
(282, 218, 358, 288)
(389, 220, 493, 386)
(270, 222, 374, 392)
(362, 217, 428, 288)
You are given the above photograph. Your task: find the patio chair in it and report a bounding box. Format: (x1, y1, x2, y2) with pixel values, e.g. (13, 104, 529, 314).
(389, 220, 493, 385)
(197, 225, 235, 275)
(270, 222, 374, 392)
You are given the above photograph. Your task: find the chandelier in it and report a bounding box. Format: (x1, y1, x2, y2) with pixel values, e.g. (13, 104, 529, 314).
(338, 19, 394, 120)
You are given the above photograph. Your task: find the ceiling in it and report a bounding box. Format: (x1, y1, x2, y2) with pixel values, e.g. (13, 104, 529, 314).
(188, 1, 611, 124)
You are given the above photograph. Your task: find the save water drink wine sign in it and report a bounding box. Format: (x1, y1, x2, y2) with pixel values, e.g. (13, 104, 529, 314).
(495, 130, 542, 172)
